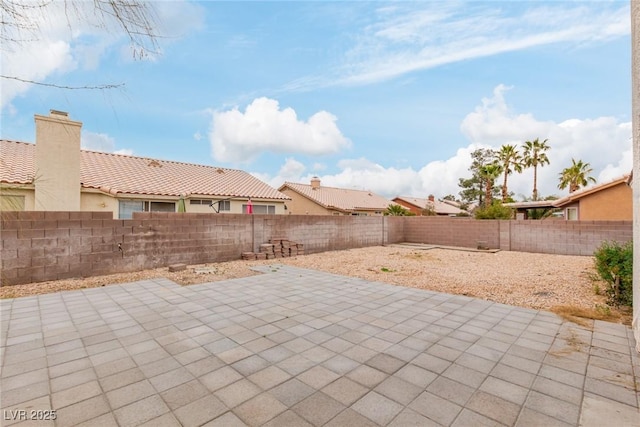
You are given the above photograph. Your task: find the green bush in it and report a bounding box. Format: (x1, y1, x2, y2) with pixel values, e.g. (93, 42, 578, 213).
(474, 201, 512, 219)
(593, 241, 633, 307)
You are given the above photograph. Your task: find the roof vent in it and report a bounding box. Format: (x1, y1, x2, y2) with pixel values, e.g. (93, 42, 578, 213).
(147, 160, 162, 167)
(216, 168, 225, 174)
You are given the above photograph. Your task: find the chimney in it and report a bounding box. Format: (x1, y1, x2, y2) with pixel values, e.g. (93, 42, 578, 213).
(310, 177, 320, 190)
(428, 194, 435, 202)
(34, 110, 82, 211)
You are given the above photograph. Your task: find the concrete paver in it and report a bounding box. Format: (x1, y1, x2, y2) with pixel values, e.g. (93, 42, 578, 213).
(1, 265, 638, 426)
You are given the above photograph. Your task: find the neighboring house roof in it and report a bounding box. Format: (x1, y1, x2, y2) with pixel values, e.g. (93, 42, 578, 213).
(279, 181, 393, 212)
(504, 174, 631, 209)
(553, 174, 630, 208)
(0, 140, 289, 200)
(393, 196, 467, 215)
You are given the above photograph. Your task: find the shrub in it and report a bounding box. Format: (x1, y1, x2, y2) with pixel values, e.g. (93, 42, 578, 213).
(593, 241, 633, 307)
(474, 201, 512, 219)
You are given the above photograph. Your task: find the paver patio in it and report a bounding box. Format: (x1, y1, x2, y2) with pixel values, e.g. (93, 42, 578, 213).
(1, 265, 638, 426)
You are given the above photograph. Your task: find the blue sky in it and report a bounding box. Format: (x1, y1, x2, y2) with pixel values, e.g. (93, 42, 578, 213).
(1, 1, 632, 200)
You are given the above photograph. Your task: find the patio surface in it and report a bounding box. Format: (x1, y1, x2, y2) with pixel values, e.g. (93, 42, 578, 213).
(1, 265, 638, 426)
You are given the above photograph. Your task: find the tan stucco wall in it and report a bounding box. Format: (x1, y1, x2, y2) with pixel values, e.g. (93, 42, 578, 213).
(34, 112, 82, 211)
(80, 193, 119, 217)
(0, 187, 35, 210)
(575, 183, 632, 220)
(279, 189, 334, 215)
(0, 188, 286, 218)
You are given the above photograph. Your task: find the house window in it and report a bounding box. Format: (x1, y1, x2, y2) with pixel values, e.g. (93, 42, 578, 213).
(566, 207, 578, 220)
(243, 204, 276, 214)
(189, 199, 213, 205)
(0, 195, 25, 211)
(218, 200, 230, 211)
(119, 200, 143, 219)
(118, 200, 176, 219)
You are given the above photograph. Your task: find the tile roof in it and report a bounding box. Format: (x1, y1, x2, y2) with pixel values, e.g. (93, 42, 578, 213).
(279, 181, 394, 212)
(504, 174, 631, 209)
(0, 140, 289, 200)
(393, 196, 467, 215)
(553, 174, 630, 207)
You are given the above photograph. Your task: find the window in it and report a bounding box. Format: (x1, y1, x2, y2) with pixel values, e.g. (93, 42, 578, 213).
(566, 207, 578, 220)
(218, 200, 230, 211)
(119, 200, 143, 219)
(144, 201, 175, 212)
(190, 199, 213, 205)
(0, 195, 25, 211)
(243, 204, 276, 214)
(118, 200, 176, 219)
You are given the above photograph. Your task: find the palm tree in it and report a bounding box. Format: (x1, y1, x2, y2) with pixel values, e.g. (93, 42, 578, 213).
(523, 138, 551, 201)
(479, 163, 503, 207)
(558, 159, 596, 193)
(497, 144, 523, 202)
(386, 204, 410, 216)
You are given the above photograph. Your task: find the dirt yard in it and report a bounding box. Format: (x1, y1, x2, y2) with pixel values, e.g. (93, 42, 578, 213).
(1, 244, 628, 324)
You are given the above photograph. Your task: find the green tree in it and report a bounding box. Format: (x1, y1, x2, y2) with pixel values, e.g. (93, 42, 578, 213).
(474, 200, 513, 219)
(497, 144, 523, 202)
(523, 138, 551, 201)
(385, 204, 411, 216)
(479, 163, 503, 208)
(458, 148, 497, 207)
(558, 159, 596, 193)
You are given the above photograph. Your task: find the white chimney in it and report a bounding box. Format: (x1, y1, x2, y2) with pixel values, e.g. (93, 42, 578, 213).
(34, 110, 82, 211)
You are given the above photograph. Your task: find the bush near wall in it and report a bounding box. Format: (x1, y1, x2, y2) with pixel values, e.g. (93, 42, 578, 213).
(593, 240, 633, 307)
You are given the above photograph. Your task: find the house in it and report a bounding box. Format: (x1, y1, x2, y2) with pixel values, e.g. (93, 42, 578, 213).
(393, 195, 468, 216)
(0, 110, 290, 218)
(278, 178, 394, 216)
(504, 174, 632, 220)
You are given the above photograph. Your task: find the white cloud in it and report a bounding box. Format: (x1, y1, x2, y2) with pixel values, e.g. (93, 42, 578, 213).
(258, 86, 631, 202)
(285, 2, 629, 90)
(457, 85, 631, 199)
(209, 97, 351, 163)
(81, 130, 133, 155)
(0, 0, 203, 109)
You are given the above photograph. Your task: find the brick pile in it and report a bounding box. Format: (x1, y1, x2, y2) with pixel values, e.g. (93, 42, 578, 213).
(241, 238, 305, 260)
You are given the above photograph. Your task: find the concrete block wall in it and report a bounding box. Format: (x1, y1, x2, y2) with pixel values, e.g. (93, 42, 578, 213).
(255, 215, 395, 254)
(507, 220, 633, 255)
(0, 211, 632, 286)
(403, 217, 500, 249)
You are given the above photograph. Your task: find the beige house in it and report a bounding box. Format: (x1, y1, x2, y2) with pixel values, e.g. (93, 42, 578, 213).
(393, 195, 468, 216)
(505, 174, 632, 220)
(0, 110, 290, 218)
(278, 178, 394, 216)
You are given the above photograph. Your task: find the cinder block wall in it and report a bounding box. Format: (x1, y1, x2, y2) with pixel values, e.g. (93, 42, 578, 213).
(506, 220, 633, 255)
(1, 212, 404, 286)
(403, 217, 500, 248)
(0, 211, 632, 286)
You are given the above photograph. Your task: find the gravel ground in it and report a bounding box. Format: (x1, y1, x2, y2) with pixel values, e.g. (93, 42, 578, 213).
(1, 244, 608, 312)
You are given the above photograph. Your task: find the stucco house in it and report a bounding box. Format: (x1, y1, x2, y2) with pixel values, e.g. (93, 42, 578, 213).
(392, 195, 468, 216)
(0, 110, 290, 218)
(278, 178, 394, 216)
(504, 174, 632, 220)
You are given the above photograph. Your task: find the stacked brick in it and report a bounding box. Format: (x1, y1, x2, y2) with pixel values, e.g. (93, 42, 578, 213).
(241, 238, 305, 260)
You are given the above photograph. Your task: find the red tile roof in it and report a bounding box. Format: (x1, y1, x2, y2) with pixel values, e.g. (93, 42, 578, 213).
(393, 196, 467, 215)
(0, 140, 289, 200)
(279, 181, 393, 212)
